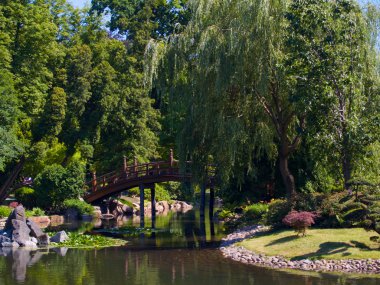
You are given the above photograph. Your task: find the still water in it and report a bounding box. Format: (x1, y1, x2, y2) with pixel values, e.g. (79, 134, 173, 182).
(0, 209, 379, 285)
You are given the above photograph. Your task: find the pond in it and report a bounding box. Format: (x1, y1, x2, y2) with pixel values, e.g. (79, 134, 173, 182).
(0, 208, 379, 285)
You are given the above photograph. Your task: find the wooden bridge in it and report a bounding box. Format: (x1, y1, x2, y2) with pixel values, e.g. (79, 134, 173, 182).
(84, 150, 216, 226)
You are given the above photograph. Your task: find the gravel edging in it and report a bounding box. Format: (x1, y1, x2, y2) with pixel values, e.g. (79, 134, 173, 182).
(219, 225, 380, 274)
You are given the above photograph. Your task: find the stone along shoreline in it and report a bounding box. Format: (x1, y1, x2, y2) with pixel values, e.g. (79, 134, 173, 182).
(219, 225, 380, 274)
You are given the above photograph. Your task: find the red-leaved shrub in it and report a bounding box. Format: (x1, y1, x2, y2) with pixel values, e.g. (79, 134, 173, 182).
(282, 210, 318, 236)
(9, 202, 19, 209)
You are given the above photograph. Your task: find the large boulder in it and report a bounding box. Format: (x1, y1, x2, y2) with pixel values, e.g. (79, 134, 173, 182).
(159, 201, 170, 211)
(37, 233, 50, 246)
(92, 206, 102, 218)
(122, 204, 133, 215)
(49, 215, 64, 226)
(26, 219, 44, 238)
(4, 206, 26, 231)
(0, 235, 11, 244)
(11, 219, 31, 246)
(50, 231, 69, 243)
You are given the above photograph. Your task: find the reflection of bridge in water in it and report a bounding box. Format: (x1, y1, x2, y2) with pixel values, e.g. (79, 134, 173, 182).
(85, 150, 216, 228)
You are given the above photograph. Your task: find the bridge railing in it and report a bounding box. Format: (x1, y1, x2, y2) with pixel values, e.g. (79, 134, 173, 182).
(85, 149, 216, 194)
(85, 154, 194, 193)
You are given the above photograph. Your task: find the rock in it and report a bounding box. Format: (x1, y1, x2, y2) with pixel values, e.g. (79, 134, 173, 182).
(12, 219, 31, 246)
(92, 207, 102, 218)
(2, 241, 19, 248)
(4, 206, 26, 231)
(50, 231, 69, 243)
(65, 208, 79, 219)
(28, 216, 50, 224)
(122, 204, 134, 215)
(26, 219, 44, 238)
(0, 235, 11, 244)
(50, 215, 64, 226)
(37, 233, 50, 246)
(30, 237, 38, 244)
(23, 240, 38, 249)
(0, 218, 6, 229)
(159, 201, 170, 211)
(155, 204, 165, 213)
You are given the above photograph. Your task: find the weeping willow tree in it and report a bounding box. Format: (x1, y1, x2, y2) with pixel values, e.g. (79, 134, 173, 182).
(146, 0, 307, 198)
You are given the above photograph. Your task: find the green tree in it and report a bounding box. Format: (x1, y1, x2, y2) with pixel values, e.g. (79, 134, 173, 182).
(147, 0, 305, 198)
(286, 0, 379, 190)
(34, 160, 85, 210)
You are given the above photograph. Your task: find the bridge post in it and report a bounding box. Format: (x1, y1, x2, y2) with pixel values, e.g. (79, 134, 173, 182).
(134, 157, 138, 177)
(169, 148, 174, 173)
(139, 184, 145, 228)
(151, 184, 156, 228)
(200, 184, 206, 218)
(123, 156, 128, 177)
(92, 171, 97, 192)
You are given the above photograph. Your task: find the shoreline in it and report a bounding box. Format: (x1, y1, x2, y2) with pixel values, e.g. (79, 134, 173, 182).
(219, 225, 380, 275)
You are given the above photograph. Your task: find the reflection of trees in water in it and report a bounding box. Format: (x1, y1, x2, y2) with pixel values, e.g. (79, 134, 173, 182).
(0, 248, 95, 285)
(0, 247, 379, 285)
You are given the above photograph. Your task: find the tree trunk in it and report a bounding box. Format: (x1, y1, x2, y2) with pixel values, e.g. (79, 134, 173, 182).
(0, 157, 25, 203)
(279, 153, 296, 199)
(342, 143, 352, 191)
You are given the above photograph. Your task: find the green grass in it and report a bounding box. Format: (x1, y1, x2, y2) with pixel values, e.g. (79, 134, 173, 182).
(238, 228, 380, 260)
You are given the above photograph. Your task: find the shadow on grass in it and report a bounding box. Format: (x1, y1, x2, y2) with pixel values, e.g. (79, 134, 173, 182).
(265, 235, 300, 246)
(291, 242, 352, 260)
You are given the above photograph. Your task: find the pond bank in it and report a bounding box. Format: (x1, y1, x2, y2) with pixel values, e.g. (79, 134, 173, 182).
(220, 225, 380, 275)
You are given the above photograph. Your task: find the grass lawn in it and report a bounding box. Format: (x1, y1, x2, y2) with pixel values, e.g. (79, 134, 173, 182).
(238, 228, 380, 260)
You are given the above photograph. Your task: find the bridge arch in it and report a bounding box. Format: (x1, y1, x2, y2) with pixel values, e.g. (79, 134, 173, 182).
(84, 150, 216, 226)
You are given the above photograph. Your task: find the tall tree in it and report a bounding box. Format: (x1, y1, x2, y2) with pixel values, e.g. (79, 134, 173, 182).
(286, 0, 379, 190)
(147, 0, 306, 198)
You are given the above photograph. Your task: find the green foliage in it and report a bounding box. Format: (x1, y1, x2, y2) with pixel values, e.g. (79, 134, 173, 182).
(263, 199, 291, 227)
(244, 203, 269, 221)
(15, 187, 36, 209)
(25, 207, 46, 217)
(0, 206, 12, 218)
(33, 161, 85, 211)
(62, 199, 94, 216)
(53, 232, 125, 248)
(218, 209, 234, 220)
(118, 198, 134, 208)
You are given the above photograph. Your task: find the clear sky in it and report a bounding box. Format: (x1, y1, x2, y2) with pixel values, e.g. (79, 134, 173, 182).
(69, 0, 89, 8)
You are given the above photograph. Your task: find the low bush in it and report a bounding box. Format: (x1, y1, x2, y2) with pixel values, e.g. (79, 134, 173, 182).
(25, 207, 46, 217)
(244, 203, 269, 221)
(63, 199, 93, 216)
(0, 206, 12, 218)
(282, 210, 318, 236)
(15, 187, 36, 208)
(263, 199, 291, 227)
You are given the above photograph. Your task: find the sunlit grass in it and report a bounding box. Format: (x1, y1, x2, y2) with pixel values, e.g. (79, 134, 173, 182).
(238, 228, 380, 260)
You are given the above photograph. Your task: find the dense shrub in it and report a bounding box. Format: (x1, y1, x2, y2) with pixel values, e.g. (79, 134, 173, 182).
(263, 199, 291, 227)
(34, 161, 85, 211)
(283, 211, 318, 236)
(0, 206, 12, 218)
(244, 203, 269, 220)
(25, 207, 46, 217)
(63, 199, 94, 216)
(15, 187, 36, 208)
